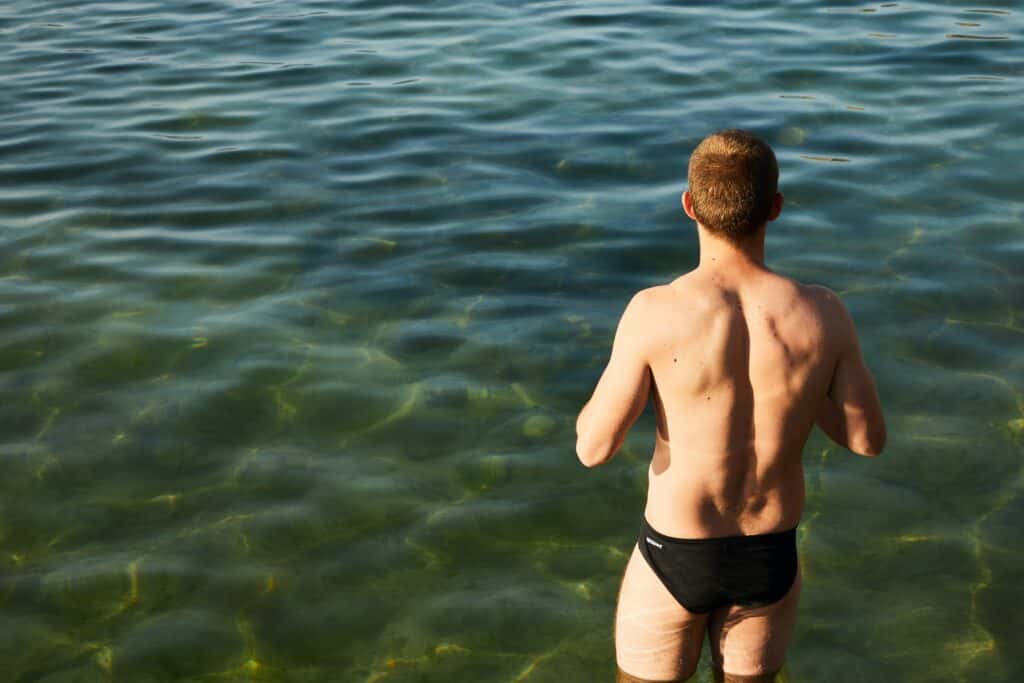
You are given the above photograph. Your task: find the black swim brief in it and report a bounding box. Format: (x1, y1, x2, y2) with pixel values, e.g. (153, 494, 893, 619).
(637, 517, 798, 614)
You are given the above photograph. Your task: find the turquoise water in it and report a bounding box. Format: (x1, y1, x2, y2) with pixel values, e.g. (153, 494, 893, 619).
(1, 1, 1022, 681)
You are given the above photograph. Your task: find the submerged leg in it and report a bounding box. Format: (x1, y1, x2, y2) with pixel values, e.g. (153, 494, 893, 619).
(708, 564, 801, 680)
(615, 544, 708, 682)
(711, 667, 781, 683)
(618, 663, 694, 682)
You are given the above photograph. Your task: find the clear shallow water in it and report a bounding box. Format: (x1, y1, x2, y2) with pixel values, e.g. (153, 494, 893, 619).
(1, 0, 1022, 680)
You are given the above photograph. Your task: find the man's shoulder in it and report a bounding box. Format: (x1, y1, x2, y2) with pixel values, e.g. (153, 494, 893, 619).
(800, 282, 840, 301)
(797, 282, 847, 318)
(790, 282, 857, 345)
(616, 282, 685, 335)
(621, 284, 666, 321)
(627, 279, 690, 312)
(767, 277, 841, 313)
(627, 273, 737, 318)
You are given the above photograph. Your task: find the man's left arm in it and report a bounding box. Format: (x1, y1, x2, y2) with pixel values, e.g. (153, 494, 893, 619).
(576, 292, 652, 467)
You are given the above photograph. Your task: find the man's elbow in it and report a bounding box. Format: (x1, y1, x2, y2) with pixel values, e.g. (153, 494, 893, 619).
(576, 435, 613, 468)
(851, 424, 887, 457)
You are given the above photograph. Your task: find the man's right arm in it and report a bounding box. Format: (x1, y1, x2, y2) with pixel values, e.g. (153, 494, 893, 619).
(815, 287, 887, 456)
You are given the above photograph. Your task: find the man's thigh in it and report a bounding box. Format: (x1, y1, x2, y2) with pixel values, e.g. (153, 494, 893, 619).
(615, 544, 708, 682)
(707, 564, 802, 679)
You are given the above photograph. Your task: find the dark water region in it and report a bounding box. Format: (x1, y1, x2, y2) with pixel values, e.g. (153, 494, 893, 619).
(1, 0, 1022, 681)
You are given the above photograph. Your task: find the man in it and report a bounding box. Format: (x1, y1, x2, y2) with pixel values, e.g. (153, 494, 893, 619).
(576, 129, 886, 682)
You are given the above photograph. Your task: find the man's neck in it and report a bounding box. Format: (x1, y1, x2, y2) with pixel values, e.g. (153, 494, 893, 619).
(696, 224, 767, 274)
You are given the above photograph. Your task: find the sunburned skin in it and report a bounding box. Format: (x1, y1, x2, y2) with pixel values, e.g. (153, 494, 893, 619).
(576, 189, 886, 682)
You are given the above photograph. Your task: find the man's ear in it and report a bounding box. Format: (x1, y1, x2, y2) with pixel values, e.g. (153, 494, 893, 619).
(682, 190, 698, 221)
(768, 192, 784, 221)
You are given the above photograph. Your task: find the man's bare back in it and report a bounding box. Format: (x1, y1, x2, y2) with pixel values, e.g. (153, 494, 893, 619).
(577, 260, 885, 539)
(641, 265, 861, 538)
(575, 129, 885, 681)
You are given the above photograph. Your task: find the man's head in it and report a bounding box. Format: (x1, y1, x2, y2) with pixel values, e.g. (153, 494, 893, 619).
(684, 129, 781, 244)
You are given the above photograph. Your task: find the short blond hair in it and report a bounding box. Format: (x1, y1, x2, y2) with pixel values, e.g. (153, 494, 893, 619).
(687, 130, 778, 243)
